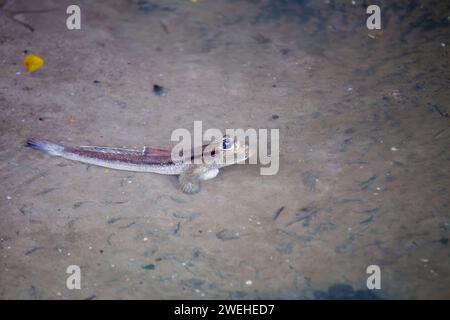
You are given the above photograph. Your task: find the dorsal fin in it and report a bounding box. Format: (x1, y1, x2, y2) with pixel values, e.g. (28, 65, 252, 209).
(143, 146, 171, 157)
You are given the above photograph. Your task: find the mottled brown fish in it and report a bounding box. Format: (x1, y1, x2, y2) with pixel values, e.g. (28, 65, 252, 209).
(26, 136, 251, 194)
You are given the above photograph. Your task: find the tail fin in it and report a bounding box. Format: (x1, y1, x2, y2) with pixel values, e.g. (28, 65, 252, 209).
(25, 138, 65, 156)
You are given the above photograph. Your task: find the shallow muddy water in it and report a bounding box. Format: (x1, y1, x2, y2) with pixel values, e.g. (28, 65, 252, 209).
(0, 0, 449, 299)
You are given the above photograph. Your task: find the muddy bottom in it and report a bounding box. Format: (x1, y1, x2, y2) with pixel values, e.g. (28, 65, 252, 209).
(0, 0, 449, 299)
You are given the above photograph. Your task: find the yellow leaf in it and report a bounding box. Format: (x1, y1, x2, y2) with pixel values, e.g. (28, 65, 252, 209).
(23, 54, 45, 73)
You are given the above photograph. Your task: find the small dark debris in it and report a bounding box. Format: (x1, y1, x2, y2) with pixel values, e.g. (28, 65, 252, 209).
(73, 201, 83, 209)
(430, 103, 450, 118)
(160, 21, 169, 34)
(85, 294, 97, 300)
(251, 33, 271, 44)
(106, 234, 114, 246)
(359, 175, 377, 191)
(173, 222, 181, 236)
(271, 114, 279, 120)
(93, 80, 100, 84)
(25, 247, 42, 256)
(118, 222, 135, 230)
(360, 216, 374, 226)
(153, 84, 165, 96)
(107, 217, 121, 224)
(280, 48, 290, 55)
(35, 188, 56, 196)
(273, 206, 285, 220)
(137, 0, 159, 14)
(107, 217, 135, 230)
(137, 0, 175, 14)
(29, 285, 38, 299)
(313, 283, 380, 300)
(216, 229, 239, 241)
(344, 128, 355, 134)
(286, 205, 320, 227)
(142, 263, 155, 271)
(361, 208, 380, 215)
(339, 198, 362, 204)
(302, 171, 320, 192)
(170, 196, 186, 204)
(172, 211, 201, 221)
(18, 205, 32, 215)
(192, 247, 201, 259)
(104, 200, 128, 205)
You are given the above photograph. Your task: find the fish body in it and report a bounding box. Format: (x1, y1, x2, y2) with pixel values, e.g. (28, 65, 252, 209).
(26, 139, 189, 174)
(26, 136, 251, 194)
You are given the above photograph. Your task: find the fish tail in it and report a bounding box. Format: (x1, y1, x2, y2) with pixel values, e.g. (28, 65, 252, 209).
(25, 138, 65, 156)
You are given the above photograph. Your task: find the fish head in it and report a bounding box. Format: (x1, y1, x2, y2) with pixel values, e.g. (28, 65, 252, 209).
(213, 135, 253, 166)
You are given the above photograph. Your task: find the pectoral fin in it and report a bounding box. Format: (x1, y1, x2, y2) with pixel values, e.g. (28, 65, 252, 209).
(178, 172, 201, 194)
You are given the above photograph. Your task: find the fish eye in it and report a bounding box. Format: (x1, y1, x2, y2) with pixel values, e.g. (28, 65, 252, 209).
(222, 136, 233, 150)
